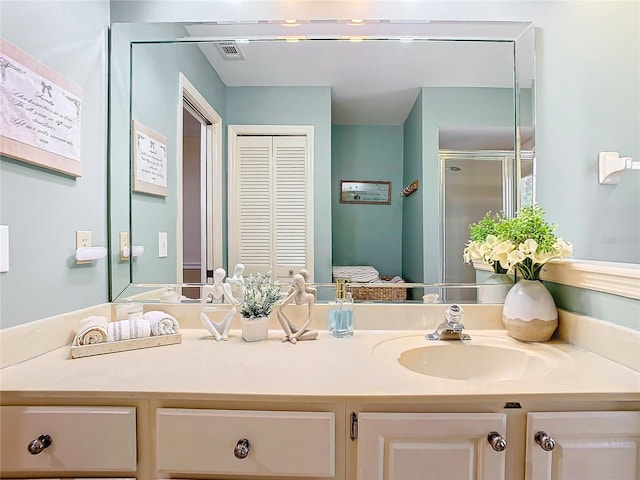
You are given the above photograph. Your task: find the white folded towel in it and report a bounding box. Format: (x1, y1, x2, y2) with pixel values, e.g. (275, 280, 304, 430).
(107, 318, 151, 342)
(143, 310, 180, 336)
(382, 276, 405, 283)
(332, 266, 380, 283)
(73, 316, 109, 346)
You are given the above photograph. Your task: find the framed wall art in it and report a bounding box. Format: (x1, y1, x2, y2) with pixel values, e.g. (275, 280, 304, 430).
(0, 37, 83, 177)
(132, 120, 168, 197)
(339, 180, 391, 205)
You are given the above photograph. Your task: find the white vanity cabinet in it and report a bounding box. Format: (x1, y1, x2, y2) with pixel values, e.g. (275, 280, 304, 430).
(0, 406, 137, 478)
(356, 412, 508, 480)
(353, 410, 640, 480)
(155, 408, 336, 478)
(525, 411, 640, 480)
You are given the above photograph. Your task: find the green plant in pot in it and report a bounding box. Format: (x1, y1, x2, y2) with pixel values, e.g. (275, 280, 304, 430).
(240, 272, 283, 342)
(493, 204, 573, 341)
(463, 211, 514, 304)
(464, 211, 509, 274)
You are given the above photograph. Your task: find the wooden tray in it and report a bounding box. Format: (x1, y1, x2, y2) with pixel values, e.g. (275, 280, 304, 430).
(70, 334, 182, 359)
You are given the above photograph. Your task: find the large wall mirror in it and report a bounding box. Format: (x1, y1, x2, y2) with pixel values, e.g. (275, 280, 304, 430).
(109, 20, 535, 302)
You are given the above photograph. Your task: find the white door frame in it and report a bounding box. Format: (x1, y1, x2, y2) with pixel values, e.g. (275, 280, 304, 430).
(227, 124, 315, 280)
(177, 73, 223, 283)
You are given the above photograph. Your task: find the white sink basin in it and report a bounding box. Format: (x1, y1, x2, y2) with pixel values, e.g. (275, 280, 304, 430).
(374, 333, 570, 382)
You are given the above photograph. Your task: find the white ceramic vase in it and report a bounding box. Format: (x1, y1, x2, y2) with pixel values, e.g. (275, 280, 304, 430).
(241, 316, 269, 342)
(478, 273, 514, 304)
(502, 279, 558, 342)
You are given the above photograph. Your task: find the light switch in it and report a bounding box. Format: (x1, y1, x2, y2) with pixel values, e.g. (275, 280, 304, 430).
(119, 232, 129, 260)
(158, 232, 168, 257)
(0, 225, 9, 273)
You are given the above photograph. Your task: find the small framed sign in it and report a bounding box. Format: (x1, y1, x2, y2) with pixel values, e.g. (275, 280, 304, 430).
(339, 180, 391, 205)
(0, 37, 83, 177)
(132, 120, 168, 196)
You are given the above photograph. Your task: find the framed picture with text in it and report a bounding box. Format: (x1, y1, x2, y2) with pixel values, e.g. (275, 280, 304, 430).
(339, 180, 391, 205)
(131, 120, 168, 197)
(0, 37, 83, 177)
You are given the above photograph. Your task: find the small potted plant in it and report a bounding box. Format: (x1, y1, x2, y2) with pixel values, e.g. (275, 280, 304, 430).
(463, 211, 514, 304)
(474, 204, 572, 342)
(240, 272, 282, 342)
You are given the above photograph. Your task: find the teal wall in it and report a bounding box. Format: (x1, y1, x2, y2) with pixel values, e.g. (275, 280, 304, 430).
(1, 1, 638, 329)
(401, 92, 424, 285)
(226, 86, 333, 284)
(0, 0, 110, 328)
(421, 87, 514, 283)
(331, 125, 403, 276)
(129, 42, 226, 285)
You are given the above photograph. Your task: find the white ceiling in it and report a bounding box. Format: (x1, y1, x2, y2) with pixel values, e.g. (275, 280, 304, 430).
(183, 21, 533, 125)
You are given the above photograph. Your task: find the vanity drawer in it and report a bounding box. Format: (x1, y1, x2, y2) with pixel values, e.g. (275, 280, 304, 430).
(0, 406, 137, 473)
(156, 408, 335, 477)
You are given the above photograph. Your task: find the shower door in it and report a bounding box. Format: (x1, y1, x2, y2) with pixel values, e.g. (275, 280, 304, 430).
(440, 151, 510, 303)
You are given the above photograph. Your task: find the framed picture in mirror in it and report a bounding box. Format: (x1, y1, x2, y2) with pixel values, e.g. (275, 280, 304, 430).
(340, 180, 391, 205)
(131, 120, 168, 196)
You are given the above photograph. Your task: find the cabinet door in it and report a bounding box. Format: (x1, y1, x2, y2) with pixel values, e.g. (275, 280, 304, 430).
(229, 134, 313, 280)
(526, 411, 640, 480)
(231, 135, 273, 275)
(272, 135, 312, 282)
(357, 412, 507, 480)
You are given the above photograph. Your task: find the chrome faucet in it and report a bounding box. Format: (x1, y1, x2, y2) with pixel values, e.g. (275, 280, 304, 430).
(426, 304, 471, 341)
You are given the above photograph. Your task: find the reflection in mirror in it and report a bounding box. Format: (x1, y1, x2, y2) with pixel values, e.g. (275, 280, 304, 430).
(109, 21, 535, 303)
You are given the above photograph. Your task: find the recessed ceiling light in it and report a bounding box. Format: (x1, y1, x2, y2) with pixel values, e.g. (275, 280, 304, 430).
(341, 35, 369, 42)
(277, 35, 307, 42)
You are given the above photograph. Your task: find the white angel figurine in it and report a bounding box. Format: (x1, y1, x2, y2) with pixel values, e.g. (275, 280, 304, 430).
(200, 268, 239, 341)
(276, 273, 318, 344)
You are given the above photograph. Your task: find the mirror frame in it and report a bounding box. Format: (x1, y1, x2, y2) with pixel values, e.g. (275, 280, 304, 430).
(108, 20, 535, 302)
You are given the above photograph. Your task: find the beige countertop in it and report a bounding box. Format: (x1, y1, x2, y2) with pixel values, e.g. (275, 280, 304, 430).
(1, 328, 639, 402)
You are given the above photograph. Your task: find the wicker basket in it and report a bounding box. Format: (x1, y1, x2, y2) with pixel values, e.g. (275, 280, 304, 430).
(346, 276, 407, 301)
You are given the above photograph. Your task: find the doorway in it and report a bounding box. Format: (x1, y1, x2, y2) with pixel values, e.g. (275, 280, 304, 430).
(177, 74, 223, 297)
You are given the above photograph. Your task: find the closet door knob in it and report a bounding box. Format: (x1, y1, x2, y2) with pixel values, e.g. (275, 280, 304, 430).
(487, 431, 507, 452)
(289, 269, 294, 276)
(234, 438, 251, 459)
(535, 431, 556, 451)
(27, 434, 52, 454)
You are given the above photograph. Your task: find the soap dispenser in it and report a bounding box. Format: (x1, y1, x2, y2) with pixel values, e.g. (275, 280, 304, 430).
(329, 279, 354, 338)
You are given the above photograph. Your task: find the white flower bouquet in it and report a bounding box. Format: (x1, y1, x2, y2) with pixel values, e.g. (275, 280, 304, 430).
(464, 205, 573, 280)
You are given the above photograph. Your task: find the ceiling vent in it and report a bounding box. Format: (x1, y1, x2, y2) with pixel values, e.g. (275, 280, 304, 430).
(215, 41, 245, 61)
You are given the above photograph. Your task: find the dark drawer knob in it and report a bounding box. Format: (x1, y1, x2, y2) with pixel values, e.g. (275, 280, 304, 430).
(234, 438, 251, 459)
(28, 434, 52, 455)
(535, 431, 556, 451)
(487, 431, 507, 452)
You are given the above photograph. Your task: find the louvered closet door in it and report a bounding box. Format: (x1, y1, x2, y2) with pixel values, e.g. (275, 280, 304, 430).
(273, 135, 309, 281)
(234, 136, 273, 274)
(230, 135, 311, 281)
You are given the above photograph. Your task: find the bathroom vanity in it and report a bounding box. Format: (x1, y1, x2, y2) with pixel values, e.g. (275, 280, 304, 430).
(1, 305, 639, 480)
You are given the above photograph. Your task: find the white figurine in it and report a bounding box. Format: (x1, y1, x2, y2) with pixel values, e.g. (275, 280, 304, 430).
(225, 263, 245, 299)
(299, 269, 317, 300)
(276, 273, 318, 344)
(200, 268, 239, 341)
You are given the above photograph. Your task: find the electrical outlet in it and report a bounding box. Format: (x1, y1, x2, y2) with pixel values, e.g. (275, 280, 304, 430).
(119, 232, 130, 260)
(76, 230, 92, 265)
(158, 232, 168, 258)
